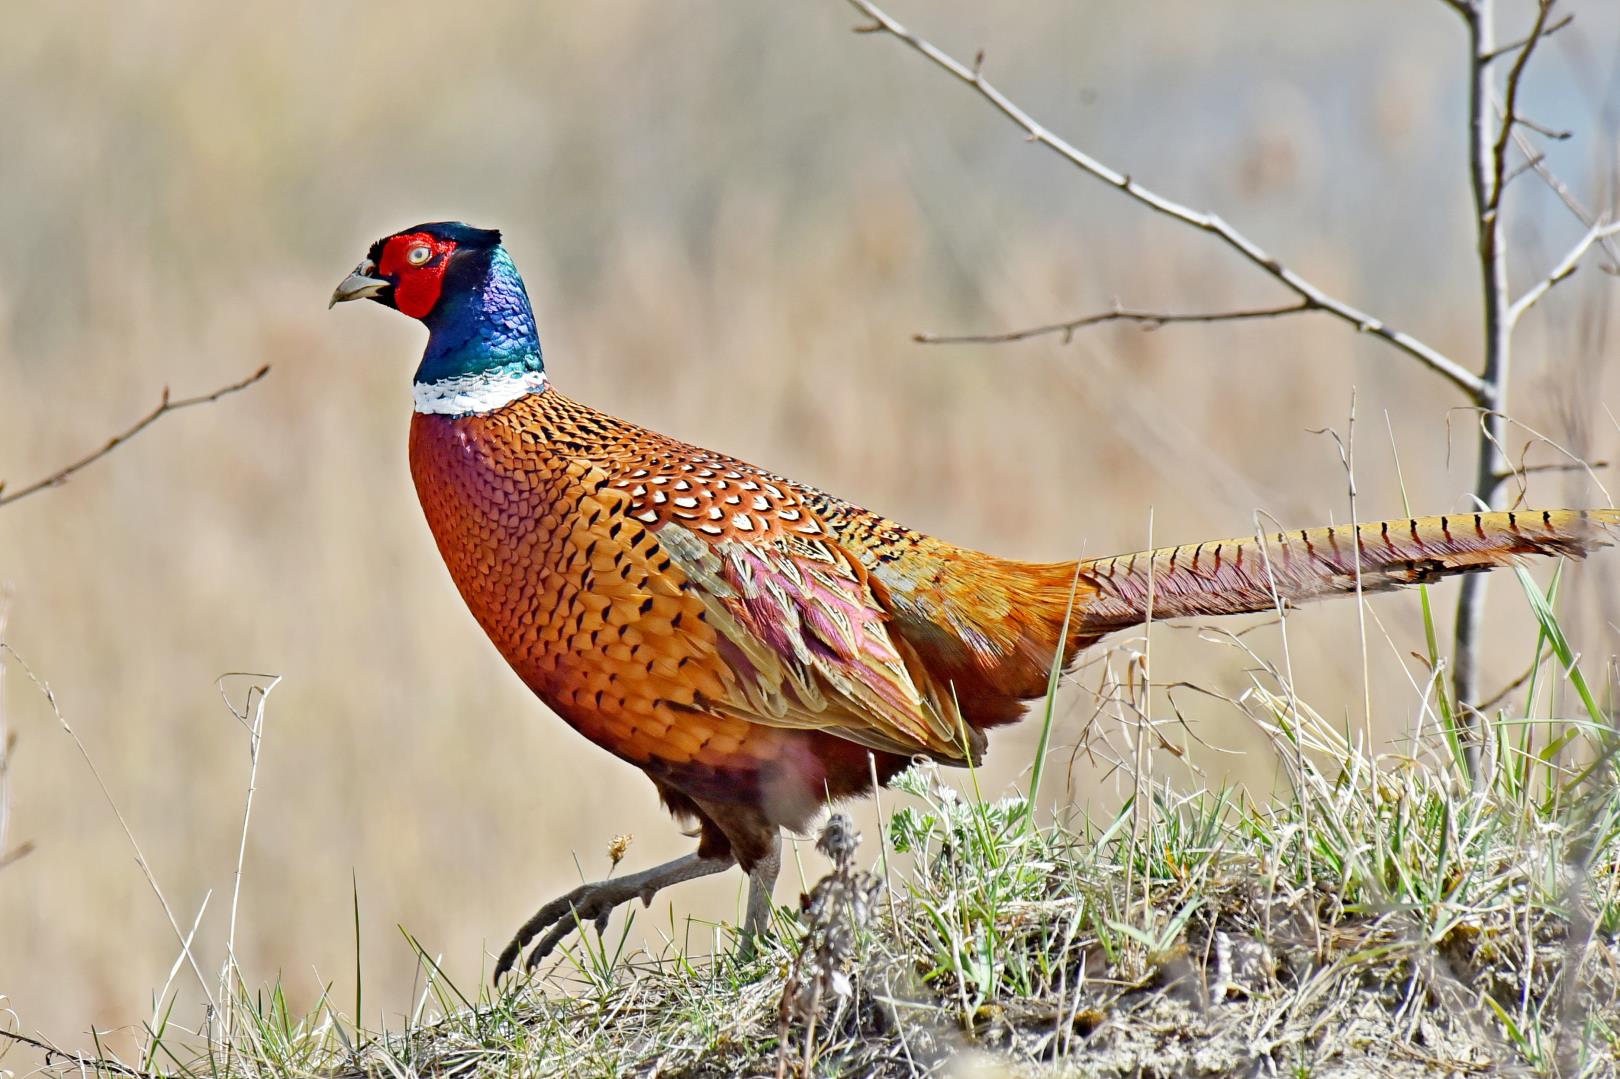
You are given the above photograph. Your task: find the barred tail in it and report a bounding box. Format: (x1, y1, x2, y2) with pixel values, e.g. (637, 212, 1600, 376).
(1075, 509, 1618, 632)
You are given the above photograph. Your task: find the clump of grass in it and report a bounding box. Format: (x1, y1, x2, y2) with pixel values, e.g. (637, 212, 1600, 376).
(6, 571, 1618, 1078)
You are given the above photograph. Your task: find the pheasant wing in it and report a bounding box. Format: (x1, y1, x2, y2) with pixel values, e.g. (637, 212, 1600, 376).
(600, 449, 971, 761)
(657, 523, 969, 759)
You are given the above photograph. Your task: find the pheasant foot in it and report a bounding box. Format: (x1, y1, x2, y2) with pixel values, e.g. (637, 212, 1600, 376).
(494, 851, 734, 980)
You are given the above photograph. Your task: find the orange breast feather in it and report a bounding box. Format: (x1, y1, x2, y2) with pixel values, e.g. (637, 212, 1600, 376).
(405, 389, 1092, 823)
(407, 408, 767, 772)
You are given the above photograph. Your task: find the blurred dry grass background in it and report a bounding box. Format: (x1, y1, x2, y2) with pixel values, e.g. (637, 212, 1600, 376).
(1, 0, 1617, 1052)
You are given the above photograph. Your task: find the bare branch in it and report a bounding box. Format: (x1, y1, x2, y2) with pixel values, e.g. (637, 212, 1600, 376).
(843, 0, 1486, 399)
(0, 365, 269, 509)
(1492, 459, 1609, 484)
(1510, 127, 1620, 268)
(1480, 10, 1573, 63)
(1507, 218, 1620, 325)
(1488, 0, 1558, 217)
(914, 301, 1312, 346)
(0, 1028, 157, 1079)
(1504, 151, 1547, 186)
(1514, 114, 1571, 141)
(1453, 0, 1515, 719)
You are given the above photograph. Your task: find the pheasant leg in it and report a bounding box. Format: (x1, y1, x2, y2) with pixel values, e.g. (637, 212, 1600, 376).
(739, 832, 782, 957)
(495, 851, 734, 980)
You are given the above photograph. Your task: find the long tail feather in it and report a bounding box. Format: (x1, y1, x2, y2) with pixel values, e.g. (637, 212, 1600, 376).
(1076, 509, 1618, 631)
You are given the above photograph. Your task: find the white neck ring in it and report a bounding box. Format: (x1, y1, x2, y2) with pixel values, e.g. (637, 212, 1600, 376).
(412, 368, 548, 416)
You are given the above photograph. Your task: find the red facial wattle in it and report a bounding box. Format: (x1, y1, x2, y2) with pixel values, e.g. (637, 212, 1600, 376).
(379, 232, 459, 319)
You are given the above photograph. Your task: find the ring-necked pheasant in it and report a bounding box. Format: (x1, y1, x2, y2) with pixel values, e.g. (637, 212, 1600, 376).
(331, 222, 1616, 979)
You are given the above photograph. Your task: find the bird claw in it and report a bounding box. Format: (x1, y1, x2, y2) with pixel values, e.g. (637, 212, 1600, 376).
(491, 852, 737, 984)
(494, 878, 638, 983)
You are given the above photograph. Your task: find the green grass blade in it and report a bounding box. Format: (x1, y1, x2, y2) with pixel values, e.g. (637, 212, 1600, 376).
(352, 871, 363, 1032)
(1025, 567, 1080, 824)
(1388, 438, 1455, 736)
(1513, 566, 1603, 725)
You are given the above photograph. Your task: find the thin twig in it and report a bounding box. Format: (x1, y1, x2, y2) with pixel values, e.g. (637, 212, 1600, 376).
(0, 644, 216, 1006)
(1513, 115, 1571, 141)
(1503, 152, 1547, 186)
(914, 301, 1312, 346)
(1492, 459, 1609, 484)
(219, 673, 281, 1057)
(145, 889, 212, 1071)
(0, 365, 269, 509)
(1449, 407, 1614, 508)
(1310, 391, 1372, 728)
(1487, 0, 1558, 215)
(0, 1027, 161, 1079)
(1507, 219, 1620, 325)
(843, 0, 1485, 398)
(1480, 10, 1572, 63)
(1509, 127, 1620, 268)
(1478, 654, 1546, 713)
(1129, 510, 1154, 925)
(1248, 510, 1315, 907)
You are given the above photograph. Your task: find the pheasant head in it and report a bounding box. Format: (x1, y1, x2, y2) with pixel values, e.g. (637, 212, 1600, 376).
(331, 222, 544, 409)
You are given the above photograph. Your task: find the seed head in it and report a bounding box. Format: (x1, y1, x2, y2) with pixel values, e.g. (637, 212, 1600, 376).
(607, 833, 632, 867)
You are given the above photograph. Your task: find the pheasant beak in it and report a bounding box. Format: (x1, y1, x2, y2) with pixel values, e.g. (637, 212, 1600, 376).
(329, 259, 391, 308)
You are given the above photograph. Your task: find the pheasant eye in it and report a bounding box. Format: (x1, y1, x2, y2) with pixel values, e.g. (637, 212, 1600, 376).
(406, 244, 433, 267)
